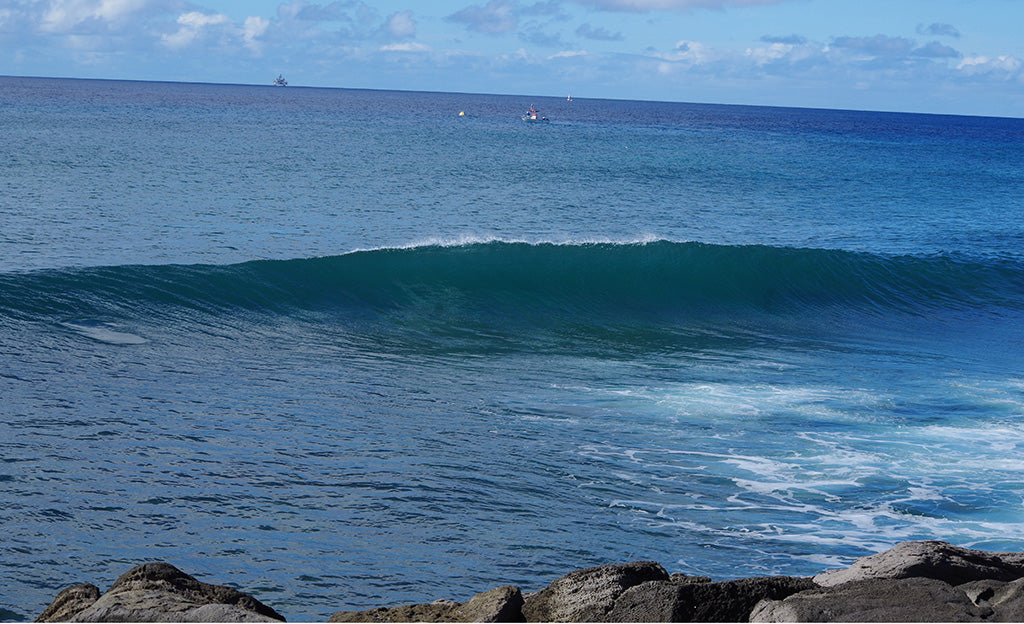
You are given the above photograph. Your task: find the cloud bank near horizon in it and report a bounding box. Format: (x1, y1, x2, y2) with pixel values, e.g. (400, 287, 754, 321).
(2, 0, 1022, 117)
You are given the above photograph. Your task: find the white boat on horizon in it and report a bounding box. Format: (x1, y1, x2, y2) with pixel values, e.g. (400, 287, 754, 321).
(273, 75, 288, 86)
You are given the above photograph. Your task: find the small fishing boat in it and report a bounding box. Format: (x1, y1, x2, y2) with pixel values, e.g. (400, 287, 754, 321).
(273, 75, 288, 86)
(522, 105, 548, 122)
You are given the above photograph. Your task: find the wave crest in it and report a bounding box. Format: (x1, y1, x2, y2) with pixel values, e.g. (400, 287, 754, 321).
(3, 242, 1022, 342)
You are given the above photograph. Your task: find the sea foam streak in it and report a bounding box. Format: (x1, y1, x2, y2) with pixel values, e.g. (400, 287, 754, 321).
(61, 321, 149, 345)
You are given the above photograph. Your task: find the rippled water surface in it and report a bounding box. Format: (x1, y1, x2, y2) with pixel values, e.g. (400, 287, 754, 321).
(2, 76, 1023, 621)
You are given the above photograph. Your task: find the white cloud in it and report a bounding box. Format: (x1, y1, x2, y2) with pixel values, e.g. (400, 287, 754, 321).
(386, 10, 416, 39)
(657, 39, 718, 65)
(745, 36, 826, 68)
(161, 11, 231, 50)
(548, 49, 588, 59)
(958, 55, 1022, 76)
(496, 47, 535, 63)
(380, 41, 430, 52)
(158, 10, 273, 55)
(243, 15, 270, 53)
(745, 41, 793, 65)
(40, 0, 151, 33)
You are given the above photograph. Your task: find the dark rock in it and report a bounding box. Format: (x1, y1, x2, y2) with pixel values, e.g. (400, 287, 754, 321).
(522, 561, 668, 622)
(668, 573, 712, 584)
(328, 603, 455, 623)
(750, 577, 993, 622)
(457, 585, 524, 622)
(35, 584, 101, 623)
(607, 575, 815, 622)
(815, 540, 1024, 588)
(959, 577, 1024, 621)
(328, 585, 524, 623)
(35, 562, 284, 622)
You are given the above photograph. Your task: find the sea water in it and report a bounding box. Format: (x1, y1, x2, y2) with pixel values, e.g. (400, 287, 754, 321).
(1, 76, 1023, 621)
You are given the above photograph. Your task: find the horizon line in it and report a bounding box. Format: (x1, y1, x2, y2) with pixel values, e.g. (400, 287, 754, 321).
(2, 73, 1020, 121)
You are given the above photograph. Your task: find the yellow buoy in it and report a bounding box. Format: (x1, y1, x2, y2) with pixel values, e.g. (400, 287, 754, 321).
(459, 111, 465, 117)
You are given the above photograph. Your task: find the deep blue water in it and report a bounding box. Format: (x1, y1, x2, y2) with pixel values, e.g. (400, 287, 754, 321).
(2, 75, 1024, 621)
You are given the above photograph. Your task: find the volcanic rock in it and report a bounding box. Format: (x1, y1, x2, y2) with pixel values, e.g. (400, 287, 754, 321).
(814, 540, 1024, 587)
(750, 576, 992, 622)
(35, 584, 102, 623)
(521, 560, 668, 622)
(35, 562, 284, 622)
(607, 575, 816, 622)
(328, 585, 523, 622)
(958, 577, 1024, 621)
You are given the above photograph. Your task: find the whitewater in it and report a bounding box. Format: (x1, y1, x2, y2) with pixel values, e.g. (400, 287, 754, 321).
(1, 76, 1023, 622)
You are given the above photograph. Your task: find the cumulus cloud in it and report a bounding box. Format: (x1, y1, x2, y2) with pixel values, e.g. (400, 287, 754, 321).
(654, 39, 723, 68)
(161, 11, 232, 50)
(242, 16, 269, 53)
(40, 0, 152, 33)
(958, 55, 1022, 76)
(745, 41, 797, 65)
(386, 10, 416, 39)
(157, 10, 272, 55)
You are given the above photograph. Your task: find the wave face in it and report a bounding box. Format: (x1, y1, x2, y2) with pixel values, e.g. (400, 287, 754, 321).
(4, 241, 1022, 345)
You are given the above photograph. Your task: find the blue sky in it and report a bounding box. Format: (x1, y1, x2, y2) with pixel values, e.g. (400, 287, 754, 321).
(3, 0, 1023, 117)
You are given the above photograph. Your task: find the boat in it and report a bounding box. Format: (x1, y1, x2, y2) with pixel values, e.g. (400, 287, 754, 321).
(522, 105, 548, 122)
(273, 75, 288, 86)
(567, 94, 572, 101)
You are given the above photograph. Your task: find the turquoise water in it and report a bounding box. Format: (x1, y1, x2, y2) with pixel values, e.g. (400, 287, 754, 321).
(1, 76, 1023, 621)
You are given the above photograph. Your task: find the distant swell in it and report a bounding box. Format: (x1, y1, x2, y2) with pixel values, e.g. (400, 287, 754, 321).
(3, 241, 1023, 337)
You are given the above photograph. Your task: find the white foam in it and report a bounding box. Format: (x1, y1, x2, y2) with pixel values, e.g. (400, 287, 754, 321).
(63, 322, 149, 345)
(345, 233, 673, 254)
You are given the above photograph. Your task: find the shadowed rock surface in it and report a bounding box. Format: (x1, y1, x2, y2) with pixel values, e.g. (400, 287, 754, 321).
(35, 562, 284, 622)
(608, 576, 816, 622)
(750, 577, 992, 622)
(35, 584, 102, 623)
(521, 561, 669, 622)
(953, 578, 1024, 622)
(328, 585, 523, 623)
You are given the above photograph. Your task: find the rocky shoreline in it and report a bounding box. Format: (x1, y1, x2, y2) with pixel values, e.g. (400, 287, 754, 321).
(32, 540, 1024, 622)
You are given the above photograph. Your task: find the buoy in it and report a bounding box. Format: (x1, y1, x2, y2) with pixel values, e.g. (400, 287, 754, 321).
(459, 111, 465, 117)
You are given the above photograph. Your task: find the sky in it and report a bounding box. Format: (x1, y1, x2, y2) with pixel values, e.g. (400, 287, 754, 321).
(2, 0, 1023, 117)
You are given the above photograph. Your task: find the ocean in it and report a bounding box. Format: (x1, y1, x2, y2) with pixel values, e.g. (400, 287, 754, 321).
(1, 75, 1023, 621)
